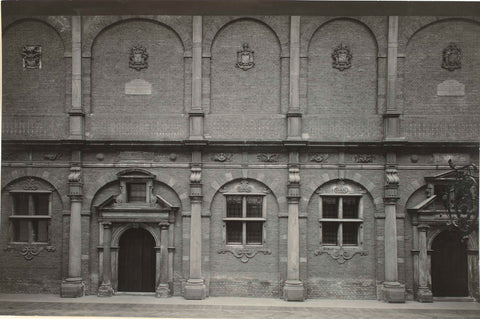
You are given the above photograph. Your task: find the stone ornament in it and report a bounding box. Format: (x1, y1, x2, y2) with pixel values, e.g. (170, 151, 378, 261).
(236, 179, 252, 193)
(212, 153, 232, 162)
(311, 154, 329, 163)
(314, 246, 367, 264)
(332, 43, 352, 71)
(257, 153, 278, 162)
(44, 153, 62, 161)
(354, 154, 375, 163)
(235, 43, 255, 71)
(129, 45, 148, 71)
(21, 177, 40, 191)
(442, 43, 461, 71)
(385, 168, 400, 186)
(217, 248, 271, 263)
(22, 45, 42, 69)
(4, 245, 56, 261)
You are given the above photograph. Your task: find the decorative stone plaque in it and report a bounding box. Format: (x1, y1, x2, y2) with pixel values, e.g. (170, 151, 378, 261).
(332, 43, 352, 71)
(129, 45, 148, 71)
(22, 45, 42, 69)
(437, 79, 465, 96)
(125, 79, 152, 95)
(441, 43, 461, 71)
(235, 43, 255, 71)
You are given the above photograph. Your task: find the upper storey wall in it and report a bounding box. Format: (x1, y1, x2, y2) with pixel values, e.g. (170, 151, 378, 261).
(2, 15, 479, 143)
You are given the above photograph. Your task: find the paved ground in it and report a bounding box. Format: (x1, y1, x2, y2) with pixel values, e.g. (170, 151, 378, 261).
(0, 294, 479, 319)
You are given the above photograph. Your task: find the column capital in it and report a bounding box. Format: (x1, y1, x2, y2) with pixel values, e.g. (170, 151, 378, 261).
(417, 224, 430, 232)
(159, 222, 170, 230)
(101, 221, 112, 228)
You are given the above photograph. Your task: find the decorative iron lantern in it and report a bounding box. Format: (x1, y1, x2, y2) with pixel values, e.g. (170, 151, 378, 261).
(442, 160, 479, 238)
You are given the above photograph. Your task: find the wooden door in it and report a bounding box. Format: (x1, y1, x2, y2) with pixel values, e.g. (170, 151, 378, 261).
(431, 231, 469, 297)
(118, 228, 156, 292)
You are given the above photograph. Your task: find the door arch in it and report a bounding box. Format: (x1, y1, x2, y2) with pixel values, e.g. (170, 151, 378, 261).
(431, 230, 469, 297)
(118, 228, 156, 292)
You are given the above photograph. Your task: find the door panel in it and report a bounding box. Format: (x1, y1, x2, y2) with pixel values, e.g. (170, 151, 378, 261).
(118, 228, 156, 292)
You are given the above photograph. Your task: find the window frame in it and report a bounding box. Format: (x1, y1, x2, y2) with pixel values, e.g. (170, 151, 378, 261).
(222, 192, 267, 247)
(8, 190, 52, 244)
(319, 193, 364, 248)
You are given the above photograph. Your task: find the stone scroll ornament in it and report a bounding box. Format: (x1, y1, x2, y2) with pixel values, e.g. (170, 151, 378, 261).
(235, 43, 255, 71)
(22, 45, 42, 69)
(314, 247, 367, 264)
(332, 43, 352, 71)
(442, 43, 461, 71)
(217, 248, 271, 263)
(4, 245, 56, 261)
(129, 45, 148, 71)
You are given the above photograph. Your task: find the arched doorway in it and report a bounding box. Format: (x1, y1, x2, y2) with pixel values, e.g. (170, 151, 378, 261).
(118, 228, 156, 292)
(431, 230, 469, 297)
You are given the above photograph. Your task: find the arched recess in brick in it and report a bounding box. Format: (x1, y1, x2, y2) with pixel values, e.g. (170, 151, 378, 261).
(209, 18, 282, 115)
(306, 18, 378, 116)
(90, 18, 185, 116)
(403, 18, 480, 131)
(305, 178, 377, 299)
(2, 18, 67, 137)
(208, 178, 280, 297)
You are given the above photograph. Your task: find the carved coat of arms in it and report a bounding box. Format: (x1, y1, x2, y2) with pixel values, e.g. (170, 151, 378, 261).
(332, 43, 352, 71)
(129, 45, 148, 71)
(442, 43, 461, 71)
(22, 45, 42, 69)
(236, 43, 255, 71)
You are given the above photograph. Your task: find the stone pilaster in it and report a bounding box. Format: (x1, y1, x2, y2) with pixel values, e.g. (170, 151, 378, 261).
(382, 152, 405, 302)
(416, 224, 433, 302)
(286, 16, 302, 141)
(98, 222, 114, 297)
(69, 15, 84, 140)
(383, 16, 403, 142)
(184, 151, 207, 299)
(283, 151, 305, 301)
(188, 16, 204, 142)
(61, 162, 84, 297)
(156, 222, 171, 298)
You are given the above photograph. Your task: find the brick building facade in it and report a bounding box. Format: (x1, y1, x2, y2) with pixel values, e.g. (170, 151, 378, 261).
(1, 1, 479, 303)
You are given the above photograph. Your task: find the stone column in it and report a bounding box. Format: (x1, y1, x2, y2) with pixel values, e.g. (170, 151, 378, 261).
(283, 158, 305, 301)
(416, 225, 433, 302)
(184, 154, 207, 299)
(156, 222, 171, 297)
(382, 153, 405, 302)
(69, 15, 84, 140)
(98, 222, 114, 297)
(61, 164, 84, 297)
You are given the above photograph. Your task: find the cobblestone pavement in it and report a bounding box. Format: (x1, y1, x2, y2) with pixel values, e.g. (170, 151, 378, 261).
(1, 301, 480, 319)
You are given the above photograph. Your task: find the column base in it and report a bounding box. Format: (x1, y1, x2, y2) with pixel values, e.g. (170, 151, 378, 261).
(283, 280, 305, 301)
(156, 283, 171, 298)
(184, 279, 206, 300)
(60, 278, 84, 298)
(382, 282, 405, 303)
(97, 282, 114, 297)
(416, 287, 433, 303)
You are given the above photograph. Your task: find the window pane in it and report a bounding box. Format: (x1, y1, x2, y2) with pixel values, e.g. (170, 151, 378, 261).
(32, 194, 49, 215)
(246, 196, 263, 218)
(226, 196, 242, 217)
(127, 183, 146, 202)
(13, 220, 29, 242)
(343, 197, 359, 218)
(323, 197, 338, 218)
(32, 220, 49, 242)
(226, 221, 242, 244)
(246, 222, 263, 244)
(343, 223, 358, 245)
(322, 222, 338, 245)
(12, 193, 29, 215)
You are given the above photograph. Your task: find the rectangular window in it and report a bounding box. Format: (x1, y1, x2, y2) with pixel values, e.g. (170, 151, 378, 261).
(321, 195, 362, 247)
(10, 192, 51, 243)
(127, 183, 146, 202)
(224, 195, 265, 246)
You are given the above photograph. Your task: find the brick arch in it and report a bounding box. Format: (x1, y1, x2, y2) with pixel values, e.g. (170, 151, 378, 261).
(427, 228, 477, 251)
(1, 174, 65, 210)
(204, 17, 286, 57)
(398, 177, 426, 209)
(401, 17, 480, 53)
(83, 16, 190, 57)
(301, 17, 382, 57)
(87, 169, 187, 214)
(3, 17, 70, 53)
(303, 173, 381, 213)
